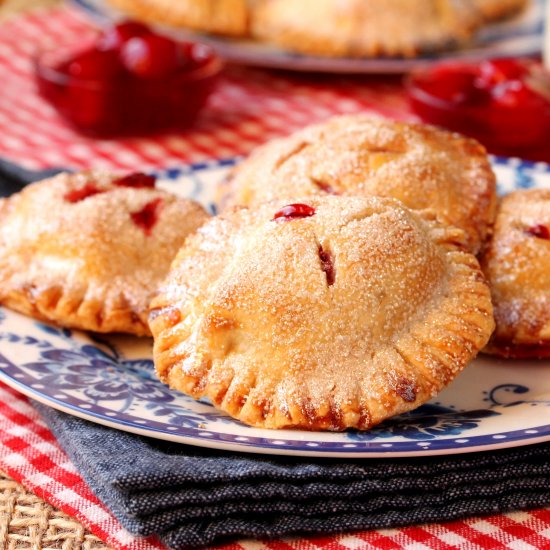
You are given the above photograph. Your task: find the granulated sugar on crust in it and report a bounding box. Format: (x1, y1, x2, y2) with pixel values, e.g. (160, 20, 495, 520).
(222, 115, 497, 254)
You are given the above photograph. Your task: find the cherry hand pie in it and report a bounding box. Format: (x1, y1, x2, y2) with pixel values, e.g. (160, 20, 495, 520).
(150, 195, 494, 431)
(252, 0, 482, 58)
(480, 189, 550, 358)
(473, 0, 528, 21)
(0, 171, 209, 336)
(106, 0, 249, 36)
(222, 115, 497, 254)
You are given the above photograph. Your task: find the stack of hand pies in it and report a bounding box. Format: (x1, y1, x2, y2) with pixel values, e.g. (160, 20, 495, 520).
(0, 115, 546, 432)
(104, 0, 529, 58)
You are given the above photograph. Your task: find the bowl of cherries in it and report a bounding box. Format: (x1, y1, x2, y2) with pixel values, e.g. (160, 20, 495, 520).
(36, 21, 222, 136)
(406, 58, 550, 159)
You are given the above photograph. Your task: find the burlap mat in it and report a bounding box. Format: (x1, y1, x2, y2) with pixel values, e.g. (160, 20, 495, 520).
(0, 471, 113, 549)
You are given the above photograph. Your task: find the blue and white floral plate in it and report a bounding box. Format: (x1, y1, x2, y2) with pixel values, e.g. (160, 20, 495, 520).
(71, 0, 544, 74)
(0, 156, 549, 458)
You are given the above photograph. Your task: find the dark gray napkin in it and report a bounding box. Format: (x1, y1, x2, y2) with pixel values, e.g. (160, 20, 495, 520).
(0, 157, 65, 196)
(34, 402, 550, 550)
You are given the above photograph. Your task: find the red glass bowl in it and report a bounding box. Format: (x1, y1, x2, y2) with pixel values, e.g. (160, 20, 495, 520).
(406, 61, 550, 160)
(35, 43, 222, 137)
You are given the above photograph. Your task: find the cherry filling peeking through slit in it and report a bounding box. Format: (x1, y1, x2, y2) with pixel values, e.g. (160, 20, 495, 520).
(64, 172, 156, 203)
(525, 224, 550, 240)
(114, 172, 156, 188)
(318, 245, 335, 286)
(311, 178, 338, 195)
(131, 198, 163, 235)
(272, 203, 316, 221)
(63, 183, 105, 203)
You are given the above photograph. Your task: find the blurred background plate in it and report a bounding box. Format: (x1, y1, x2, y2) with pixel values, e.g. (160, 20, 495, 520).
(70, 0, 544, 73)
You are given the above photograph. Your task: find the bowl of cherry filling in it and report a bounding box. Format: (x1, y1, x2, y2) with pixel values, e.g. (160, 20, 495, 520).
(35, 21, 222, 136)
(406, 58, 550, 160)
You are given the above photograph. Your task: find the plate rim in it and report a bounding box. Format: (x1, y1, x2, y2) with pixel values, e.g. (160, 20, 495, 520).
(1, 363, 549, 459)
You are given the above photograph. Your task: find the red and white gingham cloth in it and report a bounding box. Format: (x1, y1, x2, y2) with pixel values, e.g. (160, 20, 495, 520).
(0, 6, 549, 550)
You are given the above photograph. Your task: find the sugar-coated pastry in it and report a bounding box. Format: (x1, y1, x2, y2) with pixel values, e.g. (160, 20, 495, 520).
(481, 189, 550, 358)
(105, 0, 249, 36)
(251, 0, 482, 57)
(0, 171, 209, 336)
(150, 195, 494, 431)
(222, 115, 497, 254)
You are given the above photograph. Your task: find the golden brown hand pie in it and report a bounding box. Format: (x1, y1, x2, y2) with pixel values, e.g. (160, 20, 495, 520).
(222, 115, 497, 254)
(150, 195, 494, 431)
(251, 0, 482, 57)
(480, 189, 550, 358)
(105, 0, 249, 36)
(473, 0, 528, 21)
(0, 171, 209, 336)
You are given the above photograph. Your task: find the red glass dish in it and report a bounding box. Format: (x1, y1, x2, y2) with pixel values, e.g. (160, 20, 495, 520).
(406, 59, 550, 160)
(35, 32, 221, 137)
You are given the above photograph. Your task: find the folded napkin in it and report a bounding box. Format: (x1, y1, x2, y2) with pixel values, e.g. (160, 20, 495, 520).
(0, 157, 65, 196)
(34, 402, 550, 550)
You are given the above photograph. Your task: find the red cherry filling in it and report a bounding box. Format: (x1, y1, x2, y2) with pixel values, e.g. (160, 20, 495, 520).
(408, 58, 550, 155)
(477, 58, 530, 87)
(64, 47, 122, 80)
(425, 67, 490, 106)
(115, 172, 156, 188)
(64, 183, 105, 203)
(131, 198, 163, 234)
(120, 34, 180, 79)
(97, 20, 151, 51)
(394, 377, 417, 403)
(318, 245, 335, 286)
(272, 203, 316, 221)
(488, 339, 550, 359)
(39, 19, 219, 136)
(525, 224, 550, 240)
(312, 178, 338, 195)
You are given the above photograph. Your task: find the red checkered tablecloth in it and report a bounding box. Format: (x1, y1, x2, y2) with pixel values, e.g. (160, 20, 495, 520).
(0, 6, 549, 550)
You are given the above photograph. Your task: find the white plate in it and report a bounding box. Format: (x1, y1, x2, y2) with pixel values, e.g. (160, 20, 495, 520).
(70, 0, 544, 73)
(0, 156, 549, 458)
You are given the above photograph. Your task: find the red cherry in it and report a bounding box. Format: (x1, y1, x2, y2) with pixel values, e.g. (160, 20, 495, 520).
(63, 47, 122, 80)
(177, 42, 199, 70)
(97, 20, 151, 51)
(415, 66, 489, 107)
(491, 80, 540, 108)
(115, 172, 156, 188)
(272, 203, 316, 221)
(120, 35, 180, 78)
(131, 198, 163, 234)
(186, 42, 214, 69)
(478, 58, 530, 87)
(62, 79, 113, 132)
(64, 183, 105, 203)
(525, 224, 550, 240)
